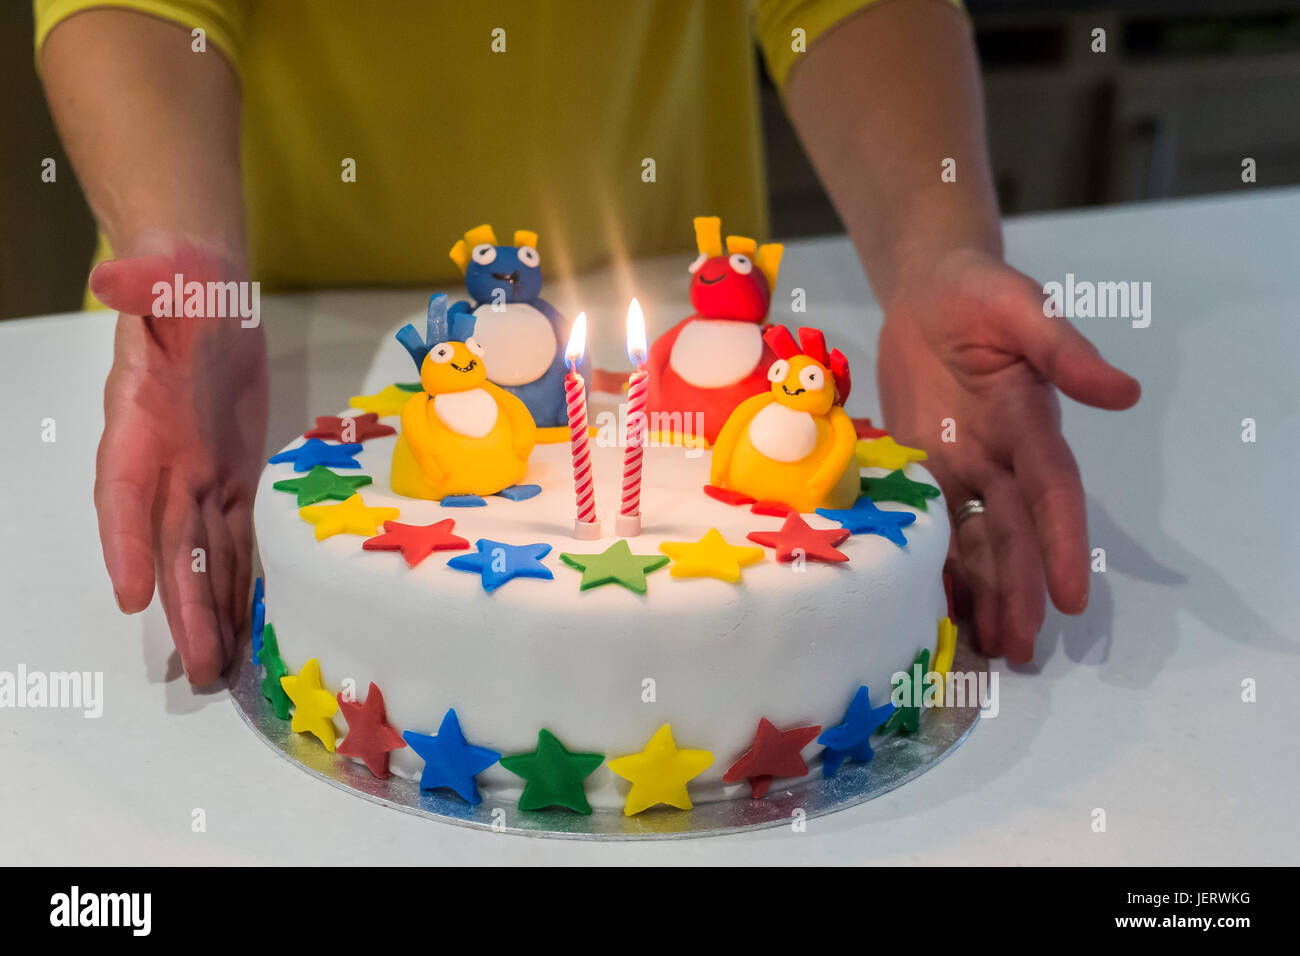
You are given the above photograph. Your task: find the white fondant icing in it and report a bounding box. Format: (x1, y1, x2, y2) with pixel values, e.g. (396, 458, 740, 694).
(669, 319, 763, 388)
(254, 400, 949, 810)
(746, 402, 817, 463)
(470, 303, 558, 386)
(433, 388, 498, 438)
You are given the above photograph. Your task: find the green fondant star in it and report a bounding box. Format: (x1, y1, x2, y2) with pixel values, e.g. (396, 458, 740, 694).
(394, 381, 422, 392)
(499, 729, 604, 814)
(273, 465, 373, 507)
(883, 647, 930, 734)
(559, 539, 670, 594)
(259, 623, 293, 720)
(860, 469, 941, 510)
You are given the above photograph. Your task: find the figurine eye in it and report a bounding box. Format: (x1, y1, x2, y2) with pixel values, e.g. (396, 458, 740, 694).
(729, 253, 753, 275)
(517, 245, 540, 268)
(688, 253, 708, 275)
(430, 343, 455, 364)
(767, 359, 790, 383)
(799, 365, 826, 391)
(471, 244, 497, 266)
(465, 337, 485, 357)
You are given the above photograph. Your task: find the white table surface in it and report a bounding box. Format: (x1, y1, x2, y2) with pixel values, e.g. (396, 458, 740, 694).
(2, 189, 1297, 865)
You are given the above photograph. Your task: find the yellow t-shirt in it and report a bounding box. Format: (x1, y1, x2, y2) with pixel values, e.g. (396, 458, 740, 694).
(34, 0, 956, 306)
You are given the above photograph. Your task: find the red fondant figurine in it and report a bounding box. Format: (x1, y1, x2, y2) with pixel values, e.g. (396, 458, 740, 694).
(645, 216, 783, 445)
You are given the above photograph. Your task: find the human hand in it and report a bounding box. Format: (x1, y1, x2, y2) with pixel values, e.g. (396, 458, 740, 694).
(91, 234, 268, 683)
(876, 248, 1140, 662)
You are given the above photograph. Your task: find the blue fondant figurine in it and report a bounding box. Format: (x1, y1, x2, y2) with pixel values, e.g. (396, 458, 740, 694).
(440, 224, 583, 428)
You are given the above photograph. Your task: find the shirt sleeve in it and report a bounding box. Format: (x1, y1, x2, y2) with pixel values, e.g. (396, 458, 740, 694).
(755, 0, 966, 91)
(33, 0, 249, 73)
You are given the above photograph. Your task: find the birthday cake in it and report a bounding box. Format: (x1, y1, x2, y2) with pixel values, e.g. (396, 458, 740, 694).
(250, 220, 956, 816)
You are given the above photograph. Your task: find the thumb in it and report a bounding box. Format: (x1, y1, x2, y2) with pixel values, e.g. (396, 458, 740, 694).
(1001, 282, 1142, 410)
(89, 232, 239, 316)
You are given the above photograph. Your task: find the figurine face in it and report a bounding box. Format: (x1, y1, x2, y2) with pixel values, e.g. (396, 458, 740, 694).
(463, 244, 543, 305)
(688, 253, 771, 321)
(767, 354, 834, 415)
(420, 339, 487, 394)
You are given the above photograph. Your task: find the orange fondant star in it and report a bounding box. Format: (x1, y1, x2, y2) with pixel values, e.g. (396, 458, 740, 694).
(658, 528, 764, 584)
(299, 493, 399, 541)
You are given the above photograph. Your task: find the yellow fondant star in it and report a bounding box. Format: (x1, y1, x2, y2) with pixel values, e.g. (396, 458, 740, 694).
(933, 616, 957, 705)
(298, 493, 399, 541)
(607, 724, 714, 815)
(856, 435, 928, 471)
(658, 528, 763, 584)
(349, 384, 416, 417)
(280, 657, 339, 751)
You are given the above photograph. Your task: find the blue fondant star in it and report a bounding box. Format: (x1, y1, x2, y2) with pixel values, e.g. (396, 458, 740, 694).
(495, 484, 541, 502)
(268, 438, 363, 472)
(447, 539, 554, 592)
(818, 685, 895, 777)
(441, 494, 487, 508)
(250, 577, 266, 665)
(815, 497, 917, 547)
(402, 708, 501, 804)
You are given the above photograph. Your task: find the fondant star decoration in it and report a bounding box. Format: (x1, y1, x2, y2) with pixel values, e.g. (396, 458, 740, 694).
(855, 435, 927, 471)
(401, 708, 501, 805)
(349, 384, 416, 417)
(304, 412, 396, 443)
(268, 438, 363, 472)
(363, 518, 469, 567)
(818, 685, 895, 777)
(861, 469, 941, 510)
(447, 539, 553, 592)
(933, 616, 957, 705)
(250, 576, 265, 664)
(298, 493, 400, 541)
(852, 417, 889, 440)
(607, 724, 714, 816)
(259, 623, 293, 720)
(395, 381, 422, 392)
(273, 465, 373, 507)
(882, 648, 930, 735)
(559, 539, 670, 594)
(337, 682, 407, 778)
(815, 497, 917, 547)
(280, 657, 340, 752)
(723, 718, 822, 799)
(747, 513, 851, 564)
(499, 729, 605, 814)
(658, 528, 764, 584)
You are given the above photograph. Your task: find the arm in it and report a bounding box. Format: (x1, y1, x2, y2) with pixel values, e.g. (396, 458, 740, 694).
(710, 393, 769, 485)
(41, 9, 263, 683)
(400, 393, 447, 483)
(809, 406, 859, 494)
(783, 1, 1140, 662)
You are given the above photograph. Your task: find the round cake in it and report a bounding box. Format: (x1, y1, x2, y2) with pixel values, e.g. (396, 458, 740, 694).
(253, 391, 951, 812)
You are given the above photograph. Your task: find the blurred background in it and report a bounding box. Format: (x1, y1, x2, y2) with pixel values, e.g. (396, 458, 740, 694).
(3, 0, 1299, 320)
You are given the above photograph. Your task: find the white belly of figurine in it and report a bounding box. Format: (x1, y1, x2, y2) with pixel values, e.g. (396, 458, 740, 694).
(746, 402, 817, 462)
(471, 303, 558, 386)
(669, 319, 763, 388)
(434, 388, 499, 438)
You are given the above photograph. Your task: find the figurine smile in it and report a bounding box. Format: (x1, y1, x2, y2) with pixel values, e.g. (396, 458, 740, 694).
(450, 359, 478, 373)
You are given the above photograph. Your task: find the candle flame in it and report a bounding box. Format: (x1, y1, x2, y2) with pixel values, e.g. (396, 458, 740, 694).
(564, 311, 588, 370)
(625, 298, 647, 365)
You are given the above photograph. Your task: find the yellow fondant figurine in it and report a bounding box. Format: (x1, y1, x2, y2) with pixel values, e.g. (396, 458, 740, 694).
(391, 293, 537, 499)
(709, 325, 858, 514)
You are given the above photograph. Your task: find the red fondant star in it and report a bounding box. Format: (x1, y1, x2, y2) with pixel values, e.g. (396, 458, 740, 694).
(750, 499, 794, 518)
(852, 417, 889, 440)
(747, 513, 851, 563)
(362, 518, 469, 567)
(337, 682, 407, 778)
(304, 412, 396, 442)
(724, 718, 823, 798)
(703, 484, 755, 507)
